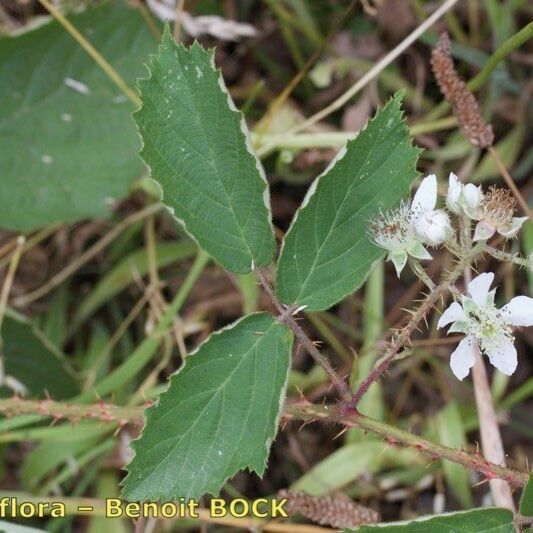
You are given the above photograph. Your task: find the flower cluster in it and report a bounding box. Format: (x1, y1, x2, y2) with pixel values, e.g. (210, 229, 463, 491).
(370, 175, 451, 276)
(370, 173, 531, 380)
(370, 173, 527, 276)
(438, 273, 533, 380)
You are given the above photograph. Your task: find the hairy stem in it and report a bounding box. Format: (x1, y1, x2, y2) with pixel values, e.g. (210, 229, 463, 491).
(284, 403, 528, 487)
(409, 258, 436, 290)
(485, 246, 531, 269)
(1, 397, 527, 488)
(350, 242, 485, 408)
(256, 268, 351, 399)
(0, 397, 142, 425)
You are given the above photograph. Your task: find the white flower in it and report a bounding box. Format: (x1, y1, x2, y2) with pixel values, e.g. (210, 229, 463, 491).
(446, 172, 483, 217)
(370, 175, 453, 276)
(438, 272, 533, 380)
(471, 186, 527, 241)
(370, 200, 431, 277)
(415, 209, 453, 246)
(411, 174, 453, 245)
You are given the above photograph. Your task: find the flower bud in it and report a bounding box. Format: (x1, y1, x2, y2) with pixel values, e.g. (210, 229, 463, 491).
(446, 173, 482, 218)
(461, 183, 483, 218)
(446, 173, 462, 214)
(415, 209, 453, 246)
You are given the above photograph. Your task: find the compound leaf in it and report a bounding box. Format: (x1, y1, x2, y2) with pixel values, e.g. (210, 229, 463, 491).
(122, 313, 293, 501)
(134, 29, 275, 273)
(276, 93, 421, 311)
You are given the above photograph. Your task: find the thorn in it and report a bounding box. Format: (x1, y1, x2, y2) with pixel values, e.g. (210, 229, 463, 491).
(299, 421, 312, 431)
(333, 427, 348, 440)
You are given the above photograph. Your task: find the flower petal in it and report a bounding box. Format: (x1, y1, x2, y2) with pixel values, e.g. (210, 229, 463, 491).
(412, 174, 437, 216)
(499, 295, 533, 326)
(446, 173, 462, 213)
(473, 220, 496, 241)
(462, 183, 483, 218)
(438, 301, 467, 329)
(390, 251, 408, 278)
(485, 340, 517, 376)
(499, 216, 528, 238)
(467, 272, 494, 307)
(450, 335, 477, 380)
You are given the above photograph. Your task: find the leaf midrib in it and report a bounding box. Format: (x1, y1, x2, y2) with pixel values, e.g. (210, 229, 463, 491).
(292, 122, 407, 302)
(129, 320, 279, 494)
(147, 47, 260, 267)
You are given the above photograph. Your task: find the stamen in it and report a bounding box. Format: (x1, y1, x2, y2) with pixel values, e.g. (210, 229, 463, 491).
(481, 187, 516, 229)
(467, 303, 514, 355)
(370, 201, 413, 250)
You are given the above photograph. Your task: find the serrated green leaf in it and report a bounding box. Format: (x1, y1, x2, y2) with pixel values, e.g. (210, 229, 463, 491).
(520, 471, 533, 517)
(0, 1, 157, 231)
(349, 508, 515, 532)
(134, 29, 275, 273)
(0, 311, 78, 399)
(275, 93, 421, 311)
(122, 313, 293, 501)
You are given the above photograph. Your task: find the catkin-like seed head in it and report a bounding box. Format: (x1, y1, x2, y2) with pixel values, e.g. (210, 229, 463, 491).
(431, 32, 494, 148)
(278, 489, 380, 528)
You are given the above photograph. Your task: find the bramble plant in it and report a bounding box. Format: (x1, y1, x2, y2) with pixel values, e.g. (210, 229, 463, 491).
(1, 2, 533, 532)
(121, 26, 533, 528)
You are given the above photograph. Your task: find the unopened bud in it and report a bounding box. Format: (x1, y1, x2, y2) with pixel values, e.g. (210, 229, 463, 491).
(415, 209, 453, 246)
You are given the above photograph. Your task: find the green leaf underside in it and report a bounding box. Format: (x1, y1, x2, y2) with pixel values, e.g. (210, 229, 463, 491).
(0, 1, 156, 231)
(350, 508, 515, 532)
(0, 311, 78, 399)
(520, 471, 533, 516)
(122, 313, 293, 501)
(134, 29, 275, 273)
(276, 93, 421, 311)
